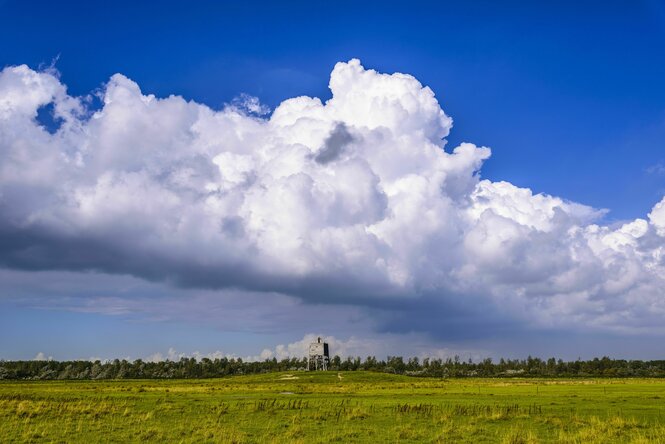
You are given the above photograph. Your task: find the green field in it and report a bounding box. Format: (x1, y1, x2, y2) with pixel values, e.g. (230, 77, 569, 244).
(1, 372, 664, 443)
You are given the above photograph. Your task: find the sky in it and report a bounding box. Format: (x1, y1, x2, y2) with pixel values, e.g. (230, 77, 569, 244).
(1, 0, 665, 362)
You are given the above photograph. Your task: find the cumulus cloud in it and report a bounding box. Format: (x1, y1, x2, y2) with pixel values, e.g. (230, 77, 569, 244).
(142, 334, 485, 363)
(649, 197, 665, 237)
(228, 93, 270, 116)
(144, 347, 238, 363)
(1, 59, 665, 338)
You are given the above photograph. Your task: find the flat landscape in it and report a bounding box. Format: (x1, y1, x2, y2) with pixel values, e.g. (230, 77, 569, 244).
(1, 372, 664, 443)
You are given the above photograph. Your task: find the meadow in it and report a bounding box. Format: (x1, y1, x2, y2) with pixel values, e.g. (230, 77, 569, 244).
(1, 371, 664, 443)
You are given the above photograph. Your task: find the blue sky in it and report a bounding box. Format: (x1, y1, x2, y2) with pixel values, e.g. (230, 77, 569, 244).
(3, 0, 664, 218)
(1, 0, 665, 361)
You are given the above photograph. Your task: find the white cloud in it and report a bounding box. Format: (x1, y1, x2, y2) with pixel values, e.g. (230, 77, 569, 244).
(1, 59, 665, 338)
(649, 197, 665, 236)
(142, 334, 486, 363)
(33, 352, 53, 361)
(228, 93, 270, 116)
(270, 333, 484, 361)
(646, 162, 665, 175)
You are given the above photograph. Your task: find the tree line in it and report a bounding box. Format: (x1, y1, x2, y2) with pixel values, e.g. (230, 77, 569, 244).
(1, 355, 665, 380)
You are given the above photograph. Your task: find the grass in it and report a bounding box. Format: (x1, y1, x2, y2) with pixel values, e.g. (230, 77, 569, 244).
(1, 372, 664, 443)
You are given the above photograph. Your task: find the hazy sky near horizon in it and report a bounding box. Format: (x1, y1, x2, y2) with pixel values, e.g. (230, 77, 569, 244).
(1, 0, 665, 362)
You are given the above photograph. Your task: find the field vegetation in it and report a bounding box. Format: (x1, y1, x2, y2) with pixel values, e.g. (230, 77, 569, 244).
(2, 371, 664, 443)
(3, 355, 665, 380)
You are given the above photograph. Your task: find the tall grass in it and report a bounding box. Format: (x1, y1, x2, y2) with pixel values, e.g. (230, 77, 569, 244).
(1, 372, 664, 443)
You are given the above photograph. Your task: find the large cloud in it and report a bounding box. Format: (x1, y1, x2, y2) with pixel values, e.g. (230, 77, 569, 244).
(1, 59, 664, 336)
